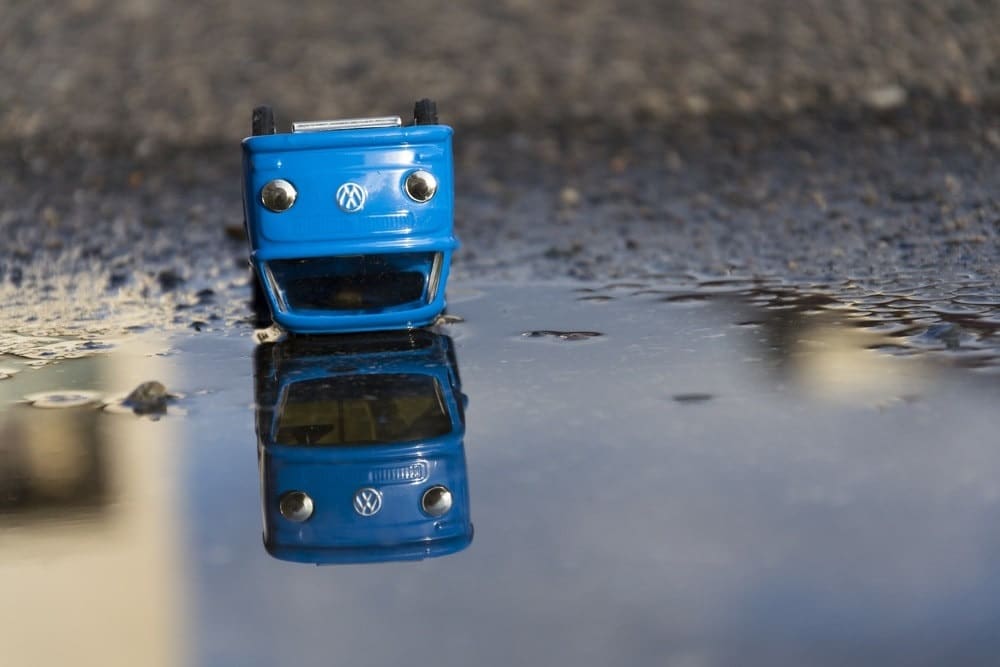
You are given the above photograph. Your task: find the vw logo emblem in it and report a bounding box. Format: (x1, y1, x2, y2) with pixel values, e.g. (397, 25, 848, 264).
(336, 182, 367, 213)
(353, 487, 383, 516)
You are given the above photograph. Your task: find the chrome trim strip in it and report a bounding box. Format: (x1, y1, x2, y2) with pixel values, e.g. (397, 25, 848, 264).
(291, 116, 403, 133)
(262, 263, 288, 313)
(426, 252, 443, 303)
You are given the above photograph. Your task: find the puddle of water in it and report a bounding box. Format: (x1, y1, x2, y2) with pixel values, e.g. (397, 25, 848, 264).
(1, 283, 999, 666)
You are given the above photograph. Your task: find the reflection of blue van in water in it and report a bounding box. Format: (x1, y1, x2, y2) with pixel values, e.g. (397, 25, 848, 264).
(242, 100, 457, 333)
(254, 330, 472, 564)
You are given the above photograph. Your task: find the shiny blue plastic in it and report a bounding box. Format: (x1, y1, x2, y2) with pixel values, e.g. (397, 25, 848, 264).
(254, 331, 472, 564)
(242, 124, 457, 333)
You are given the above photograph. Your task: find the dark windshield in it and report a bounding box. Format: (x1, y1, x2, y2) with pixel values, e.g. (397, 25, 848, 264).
(275, 374, 452, 446)
(267, 253, 434, 313)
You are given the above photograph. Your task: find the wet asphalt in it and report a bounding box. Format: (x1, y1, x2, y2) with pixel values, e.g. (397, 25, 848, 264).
(0, 1, 998, 335)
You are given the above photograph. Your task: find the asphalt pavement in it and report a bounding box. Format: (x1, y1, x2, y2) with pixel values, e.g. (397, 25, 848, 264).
(0, 1, 998, 337)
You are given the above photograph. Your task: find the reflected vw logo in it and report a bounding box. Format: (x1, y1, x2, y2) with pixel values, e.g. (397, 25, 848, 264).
(353, 487, 383, 516)
(336, 182, 367, 213)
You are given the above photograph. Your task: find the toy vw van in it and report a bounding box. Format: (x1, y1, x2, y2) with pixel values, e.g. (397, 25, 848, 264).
(242, 100, 457, 333)
(254, 330, 472, 564)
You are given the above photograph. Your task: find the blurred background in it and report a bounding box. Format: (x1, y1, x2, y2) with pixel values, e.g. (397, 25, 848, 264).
(2, 0, 998, 145)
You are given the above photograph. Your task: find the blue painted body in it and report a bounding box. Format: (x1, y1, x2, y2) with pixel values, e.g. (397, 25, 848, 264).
(242, 125, 457, 333)
(255, 331, 472, 564)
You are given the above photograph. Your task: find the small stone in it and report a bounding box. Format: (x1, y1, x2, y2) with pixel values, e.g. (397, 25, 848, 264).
(224, 223, 247, 241)
(41, 206, 60, 226)
(811, 191, 827, 212)
(123, 380, 174, 416)
(864, 84, 907, 111)
(560, 187, 581, 207)
(157, 269, 185, 291)
(609, 156, 628, 173)
(433, 313, 465, 325)
(861, 184, 879, 206)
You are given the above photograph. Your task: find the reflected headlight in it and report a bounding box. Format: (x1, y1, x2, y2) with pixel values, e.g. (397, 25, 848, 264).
(278, 490, 313, 522)
(421, 485, 452, 517)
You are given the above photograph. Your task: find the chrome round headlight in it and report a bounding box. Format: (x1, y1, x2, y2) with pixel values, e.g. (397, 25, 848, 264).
(261, 179, 297, 212)
(421, 485, 452, 517)
(278, 490, 314, 522)
(404, 170, 437, 203)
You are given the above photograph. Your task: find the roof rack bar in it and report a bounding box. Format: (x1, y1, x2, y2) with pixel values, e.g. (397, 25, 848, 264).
(292, 116, 403, 133)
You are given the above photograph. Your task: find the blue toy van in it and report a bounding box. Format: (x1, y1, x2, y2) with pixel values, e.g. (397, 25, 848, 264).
(242, 100, 457, 333)
(254, 330, 472, 564)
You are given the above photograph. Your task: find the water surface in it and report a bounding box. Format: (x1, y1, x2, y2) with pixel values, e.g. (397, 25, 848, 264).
(2, 283, 999, 666)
